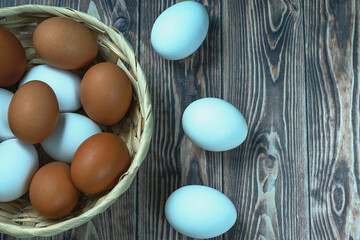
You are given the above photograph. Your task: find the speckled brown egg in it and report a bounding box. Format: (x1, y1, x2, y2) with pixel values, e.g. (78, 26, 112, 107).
(33, 17, 98, 69)
(71, 132, 131, 194)
(80, 62, 133, 126)
(29, 162, 80, 219)
(0, 28, 26, 87)
(8, 81, 59, 144)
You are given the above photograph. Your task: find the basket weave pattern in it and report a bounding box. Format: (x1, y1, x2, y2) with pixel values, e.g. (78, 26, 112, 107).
(0, 5, 153, 238)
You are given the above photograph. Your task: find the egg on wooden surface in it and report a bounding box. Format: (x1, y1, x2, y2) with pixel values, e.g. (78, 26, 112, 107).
(8, 81, 59, 144)
(19, 64, 81, 112)
(165, 185, 237, 239)
(151, 1, 209, 60)
(29, 161, 79, 219)
(33, 17, 98, 69)
(0, 28, 26, 87)
(182, 98, 248, 151)
(0, 88, 15, 141)
(80, 62, 133, 126)
(40, 113, 102, 163)
(0, 138, 39, 202)
(71, 133, 131, 194)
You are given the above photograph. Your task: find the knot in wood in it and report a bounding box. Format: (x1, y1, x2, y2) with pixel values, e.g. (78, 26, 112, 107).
(114, 16, 129, 33)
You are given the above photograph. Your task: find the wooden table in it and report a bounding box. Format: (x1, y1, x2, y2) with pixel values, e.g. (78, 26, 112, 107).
(1, 0, 359, 239)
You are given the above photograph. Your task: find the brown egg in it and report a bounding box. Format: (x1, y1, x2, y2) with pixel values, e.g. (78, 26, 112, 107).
(71, 132, 131, 194)
(8, 81, 59, 144)
(80, 62, 132, 126)
(30, 162, 80, 219)
(33, 17, 98, 69)
(0, 28, 26, 87)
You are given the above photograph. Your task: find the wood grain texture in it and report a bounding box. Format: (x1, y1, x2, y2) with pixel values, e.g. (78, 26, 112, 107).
(1, 0, 360, 239)
(222, 0, 309, 239)
(305, 0, 360, 239)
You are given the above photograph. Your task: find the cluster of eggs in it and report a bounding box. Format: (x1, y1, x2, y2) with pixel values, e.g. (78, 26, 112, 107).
(151, 1, 249, 239)
(1, 0, 248, 238)
(0, 17, 132, 219)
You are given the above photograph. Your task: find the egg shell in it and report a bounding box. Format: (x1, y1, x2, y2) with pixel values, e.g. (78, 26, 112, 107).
(33, 17, 98, 69)
(19, 65, 81, 112)
(29, 161, 79, 219)
(80, 62, 133, 126)
(8, 81, 59, 144)
(182, 98, 248, 151)
(0, 28, 26, 87)
(151, 1, 209, 60)
(0, 88, 15, 141)
(71, 133, 131, 194)
(41, 113, 102, 163)
(0, 138, 39, 202)
(165, 185, 237, 239)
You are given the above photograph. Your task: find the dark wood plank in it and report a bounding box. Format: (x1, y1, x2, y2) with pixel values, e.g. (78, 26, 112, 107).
(222, 0, 309, 239)
(0, 1, 139, 239)
(305, 0, 360, 239)
(137, 0, 223, 239)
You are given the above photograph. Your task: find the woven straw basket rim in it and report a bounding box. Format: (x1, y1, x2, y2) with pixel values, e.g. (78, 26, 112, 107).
(0, 4, 153, 238)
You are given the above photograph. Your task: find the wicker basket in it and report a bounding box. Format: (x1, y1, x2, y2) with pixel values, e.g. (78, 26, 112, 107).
(0, 5, 153, 238)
